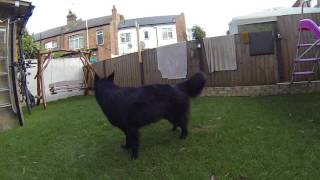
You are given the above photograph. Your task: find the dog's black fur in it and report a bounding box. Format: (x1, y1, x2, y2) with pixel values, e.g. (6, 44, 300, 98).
(94, 72, 206, 159)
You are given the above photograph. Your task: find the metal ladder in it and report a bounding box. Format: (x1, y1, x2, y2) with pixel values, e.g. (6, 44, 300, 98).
(291, 24, 320, 82)
(0, 17, 25, 129)
(291, 1, 320, 82)
(291, 40, 320, 82)
(0, 25, 18, 118)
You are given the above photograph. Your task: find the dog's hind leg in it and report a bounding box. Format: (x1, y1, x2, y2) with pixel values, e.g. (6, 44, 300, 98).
(127, 128, 140, 160)
(180, 124, 188, 139)
(172, 125, 178, 131)
(178, 114, 189, 139)
(165, 116, 179, 131)
(120, 128, 130, 150)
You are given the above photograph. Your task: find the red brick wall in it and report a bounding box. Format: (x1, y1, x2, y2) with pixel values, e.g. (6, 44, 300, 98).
(63, 30, 86, 50)
(35, 6, 122, 61)
(39, 36, 61, 49)
(87, 25, 112, 60)
(38, 24, 114, 60)
(110, 6, 120, 56)
(109, 16, 120, 56)
(175, 13, 187, 42)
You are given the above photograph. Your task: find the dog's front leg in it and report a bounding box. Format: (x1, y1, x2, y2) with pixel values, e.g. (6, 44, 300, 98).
(179, 115, 189, 139)
(172, 125, 178, 131)
(180, 124, 188, 139)
(128, 128, 140, 160)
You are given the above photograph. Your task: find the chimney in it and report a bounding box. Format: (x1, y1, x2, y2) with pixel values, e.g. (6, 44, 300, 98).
(112, 5, 117, 20)
(67, 10, 77, 26)
(111, 5, 119, 55)
(175, 13, 187, 41)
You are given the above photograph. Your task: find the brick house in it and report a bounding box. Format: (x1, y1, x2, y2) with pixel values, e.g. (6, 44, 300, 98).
(34, 6, 122, 60)
(117, 13, 187, 55)
(34, 6, 187, 60)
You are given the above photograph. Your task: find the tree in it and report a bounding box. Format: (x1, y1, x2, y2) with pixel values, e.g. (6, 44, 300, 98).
(192, 25, 206, 40)
(22, 31, 39, 59)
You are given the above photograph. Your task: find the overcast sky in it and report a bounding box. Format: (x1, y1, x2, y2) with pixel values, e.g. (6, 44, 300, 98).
(26, 0, 314, 37)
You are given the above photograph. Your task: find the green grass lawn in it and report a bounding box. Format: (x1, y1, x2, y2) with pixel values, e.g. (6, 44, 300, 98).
(1, 94, 320, 180)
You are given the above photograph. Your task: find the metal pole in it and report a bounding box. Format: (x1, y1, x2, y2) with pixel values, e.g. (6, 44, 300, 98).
(135, 21, 144, 85)
(154, 26, 159, 47)
(301, 0, 311, 15)
(86, 19, 89, 49)
(135, 20, 142, 63)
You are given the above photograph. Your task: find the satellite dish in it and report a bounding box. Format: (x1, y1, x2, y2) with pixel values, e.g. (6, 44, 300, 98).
(140, 41, 146, 50)
(128, 43, 133, 49)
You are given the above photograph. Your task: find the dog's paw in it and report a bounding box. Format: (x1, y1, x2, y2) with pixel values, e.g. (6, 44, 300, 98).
(131, 155, 138, 160)
(179, 134, 188, 139)
(130, 153, 138, 160)
(130, 148, 139, 160)
(120, 144, 130, 150)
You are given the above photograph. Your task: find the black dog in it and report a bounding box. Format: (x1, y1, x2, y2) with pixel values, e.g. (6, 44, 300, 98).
(94, 72, 206, 159)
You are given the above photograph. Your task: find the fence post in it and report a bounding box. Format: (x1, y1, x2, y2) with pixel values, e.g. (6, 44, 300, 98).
(199, 40, 206, 72)
(135, 20, 144, 85)
(103, 60, 106, 78)
(36, 51, 41, 105)
(140, 60, 145, 85)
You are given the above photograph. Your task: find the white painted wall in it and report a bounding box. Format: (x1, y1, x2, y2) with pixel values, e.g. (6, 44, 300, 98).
(187, 28, 195, 41)
(118, 28, 137, 55)
(26, 58, 85, 102)
(118, 24, 178, 55)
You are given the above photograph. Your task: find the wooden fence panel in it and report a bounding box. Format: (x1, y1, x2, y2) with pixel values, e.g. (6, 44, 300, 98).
(142, 48, 186, 85)
(99, 53, 141, 87)
(95, 36, 279, 87)
(204, 35, 279, 87)
(92, 61, 104, 78)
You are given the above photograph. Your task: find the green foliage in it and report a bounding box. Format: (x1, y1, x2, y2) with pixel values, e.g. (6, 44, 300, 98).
(52, 51, 65, 59)
(192, 25, 206, 40)
(22, 32, 39, 59)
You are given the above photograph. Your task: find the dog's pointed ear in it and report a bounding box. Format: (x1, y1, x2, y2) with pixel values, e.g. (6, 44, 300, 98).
(107, 72, 115, 81)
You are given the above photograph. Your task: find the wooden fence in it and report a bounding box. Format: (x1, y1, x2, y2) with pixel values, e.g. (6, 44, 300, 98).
(93, 14, 320, 87)
(93, 34, 279, 87)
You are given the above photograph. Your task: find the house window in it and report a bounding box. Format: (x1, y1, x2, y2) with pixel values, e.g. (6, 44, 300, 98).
(44, 41, 58, 49)
(120, 33, 131, 43)
(69, 35, 84, 50)
(162, 28, 173, 40)
(96, 31, 104, 45)
(144, 31, 149, 40)
(52, 41, 58, 49)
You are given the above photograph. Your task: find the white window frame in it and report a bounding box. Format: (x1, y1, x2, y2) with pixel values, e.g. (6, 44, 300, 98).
(69, 35, 84, 50)
(44, 41, 58, 50)
(120, 33, 131, 43)
(144, 31, 149, 40)
(96, 31, 104, 45)
(162, 28, 173, 40)
(52, 41, 58, 49)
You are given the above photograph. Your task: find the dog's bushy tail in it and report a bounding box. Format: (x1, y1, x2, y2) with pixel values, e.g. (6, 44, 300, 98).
(177, 72, 207, 97)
